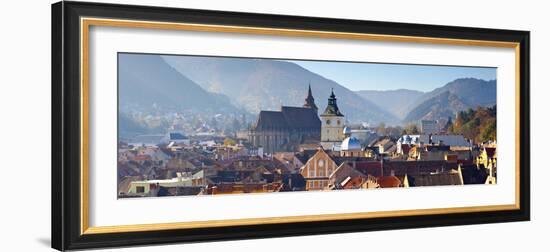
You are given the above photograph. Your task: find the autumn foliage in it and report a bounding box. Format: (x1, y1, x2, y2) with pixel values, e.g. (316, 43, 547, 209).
(446, 105, 496, 144)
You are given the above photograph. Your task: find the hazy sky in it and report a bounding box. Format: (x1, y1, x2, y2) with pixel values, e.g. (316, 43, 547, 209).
(288, 60, 496, 92)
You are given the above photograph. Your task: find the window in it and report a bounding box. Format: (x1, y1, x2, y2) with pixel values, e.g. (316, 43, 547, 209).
(337, 120, 341, 125)
(136, 186, 145, 193)
(309, 181, 314, 189)
(326, 119, 331, 125)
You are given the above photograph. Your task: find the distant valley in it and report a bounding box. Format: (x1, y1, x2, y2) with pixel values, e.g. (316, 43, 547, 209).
(356, 78, 496, 124)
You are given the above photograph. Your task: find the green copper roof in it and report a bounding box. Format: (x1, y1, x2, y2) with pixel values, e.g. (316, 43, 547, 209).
(321, 88, 344, 117)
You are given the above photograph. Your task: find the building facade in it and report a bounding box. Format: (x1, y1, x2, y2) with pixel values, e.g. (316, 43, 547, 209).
(300, 148, 338, 190)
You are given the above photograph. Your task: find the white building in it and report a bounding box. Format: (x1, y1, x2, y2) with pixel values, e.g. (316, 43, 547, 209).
(340, 127, 362, 157)
(160, 131, 190, 145)
(128, 170, 205, 196)
(397, 134, 471, 154)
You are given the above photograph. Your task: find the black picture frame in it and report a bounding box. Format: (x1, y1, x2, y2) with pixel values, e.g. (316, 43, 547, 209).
(52, 1, 530, 251)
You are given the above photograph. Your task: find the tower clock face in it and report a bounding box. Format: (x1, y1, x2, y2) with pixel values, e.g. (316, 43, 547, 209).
(318, 159, 324, 167)
(326, 119, 331, 125)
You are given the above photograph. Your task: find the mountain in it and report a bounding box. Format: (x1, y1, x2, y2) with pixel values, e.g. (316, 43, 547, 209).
(403, 91, 469, 122)
(355, 89, 424, 119)
(403, 78, 496, 123)
(162, 56, 400, 125)
(119, 53, 238, 114)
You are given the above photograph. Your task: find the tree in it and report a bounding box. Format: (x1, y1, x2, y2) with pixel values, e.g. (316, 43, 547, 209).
(376, 122, 386, 135)
(444, 116, 454, 134)
(442, 106, 497, 144)
(223, 138, 236, 146)
(480, 119, 496, 142)
(403, 123, 419, 135)
(385, 126, 403, 137)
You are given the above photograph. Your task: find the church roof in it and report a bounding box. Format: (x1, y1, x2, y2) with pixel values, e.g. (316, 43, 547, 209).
(281, 106, 321, 129)
(253, 111, 287, 130)
(252, 106, 321, 131)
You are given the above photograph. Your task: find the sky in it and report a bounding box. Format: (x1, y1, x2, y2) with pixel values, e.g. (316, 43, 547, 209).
(288, 60, 496, 92)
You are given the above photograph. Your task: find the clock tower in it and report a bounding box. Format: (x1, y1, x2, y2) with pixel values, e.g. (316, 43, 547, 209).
(320, 89, 345, 149)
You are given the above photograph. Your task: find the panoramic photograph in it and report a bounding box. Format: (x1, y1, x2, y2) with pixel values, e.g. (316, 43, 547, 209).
(117, 53, 497, 198)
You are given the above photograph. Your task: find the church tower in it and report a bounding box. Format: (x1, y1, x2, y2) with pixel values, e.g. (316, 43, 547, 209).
(303, 84, 318, 113)
(320, 89, 345, 149)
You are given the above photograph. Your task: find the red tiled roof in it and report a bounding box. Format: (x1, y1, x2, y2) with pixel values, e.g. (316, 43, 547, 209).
(353, 161, 383, 177)
(382, 160, 457, 177)
(342, 177, 366, 189)
(133, 154, 152, 161)
(377, 176, 401, 188)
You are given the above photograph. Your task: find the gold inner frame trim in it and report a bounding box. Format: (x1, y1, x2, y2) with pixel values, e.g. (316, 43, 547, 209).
(80, 17, 522, 235)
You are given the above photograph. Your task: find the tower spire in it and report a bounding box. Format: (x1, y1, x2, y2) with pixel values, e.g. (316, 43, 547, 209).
(321, 88, 344, 117)
(303, 82, 318, 112)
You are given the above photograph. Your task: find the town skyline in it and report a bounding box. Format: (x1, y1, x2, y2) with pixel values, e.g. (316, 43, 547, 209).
(117, 53, 497, 198)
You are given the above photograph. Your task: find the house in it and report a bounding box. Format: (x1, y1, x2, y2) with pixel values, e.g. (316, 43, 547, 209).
(128, 134, 164, 146)
(328, 163, 367, 189)
(157, 186, 203, 196)
(406, 171, 463, 187)
(477, 147, 497, 184)
(300, 148, 338, 190)
(280, 173, 307, 191)
(397, 134, 471, 149)
(273, 152, 305, 173)
(369, 136, 397, 155)
(205, 182, 284, 195)
(478, 147, 497, 170)
(460, 164, 489, 184)
(161, 132, 190, 145)
(381, 160, 458, 177)
(127, 170, 206, 196)
(376, 176, 403, 188)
